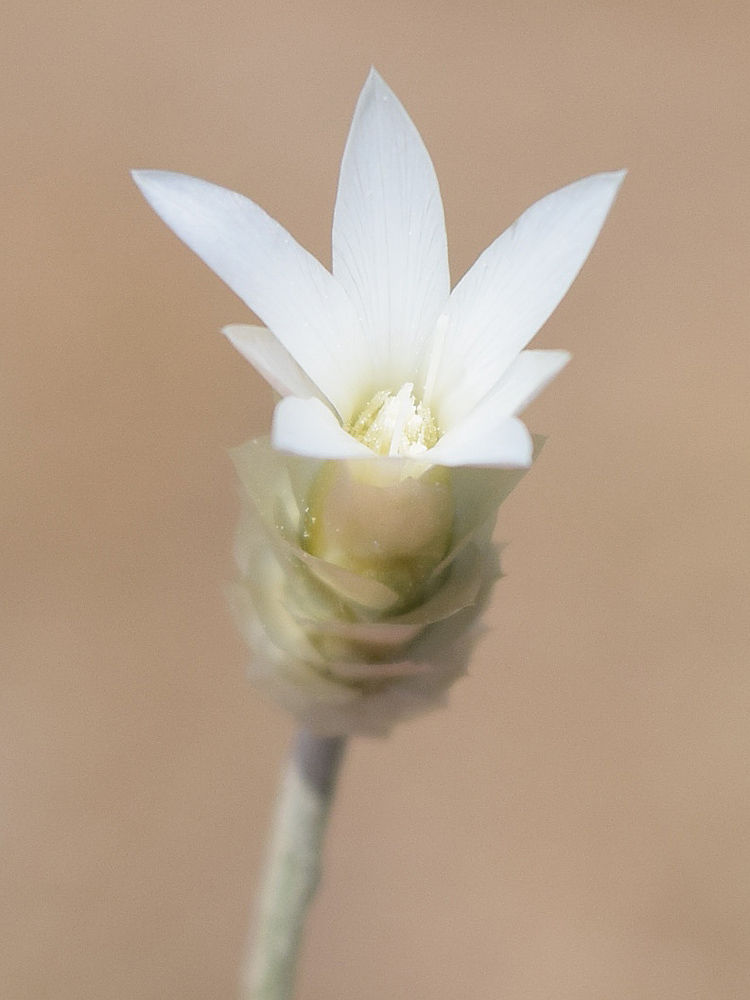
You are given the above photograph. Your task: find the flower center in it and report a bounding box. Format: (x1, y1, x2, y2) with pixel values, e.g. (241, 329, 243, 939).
(348, 382, 439, 457)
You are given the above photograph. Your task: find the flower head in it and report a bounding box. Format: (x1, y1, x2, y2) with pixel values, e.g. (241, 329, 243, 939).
(133, 69, 623, 471)
(133, 71, 623, 735)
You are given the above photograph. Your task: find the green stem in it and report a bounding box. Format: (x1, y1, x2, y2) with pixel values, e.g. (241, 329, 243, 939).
(240, 728, 347, 1000)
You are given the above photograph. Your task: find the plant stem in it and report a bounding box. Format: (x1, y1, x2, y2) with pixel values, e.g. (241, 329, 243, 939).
(240, 728, 347, 1000)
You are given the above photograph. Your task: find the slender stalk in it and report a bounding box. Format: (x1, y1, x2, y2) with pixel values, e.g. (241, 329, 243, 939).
(240, 728, 347, 1000)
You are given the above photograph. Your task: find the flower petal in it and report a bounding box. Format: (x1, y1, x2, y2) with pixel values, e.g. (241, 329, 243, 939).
(483, 347, 571, 416)
(332, 68, 450, 389)
(427, 351, 566, 467)
(272, 396, 373, 460)
(223, 324, 323, 399)
(437, 170, 625, 425)
(132, 170, 366, 418)
(428, 414, 533, 468)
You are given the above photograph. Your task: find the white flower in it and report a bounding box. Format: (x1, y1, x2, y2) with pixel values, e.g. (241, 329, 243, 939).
(132, 69, 623, 471)
(132, 71, 623, 735)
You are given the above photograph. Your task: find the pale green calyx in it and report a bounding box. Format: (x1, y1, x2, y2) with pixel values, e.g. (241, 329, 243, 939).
(302, 459, 452, 605)
(229, 437, 540, 736)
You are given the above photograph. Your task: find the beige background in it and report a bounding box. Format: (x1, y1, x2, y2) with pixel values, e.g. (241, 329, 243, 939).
(3, 1, 750, 997)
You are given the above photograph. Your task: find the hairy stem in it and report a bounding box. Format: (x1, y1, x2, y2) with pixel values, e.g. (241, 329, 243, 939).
(240, 728, 346, 1000)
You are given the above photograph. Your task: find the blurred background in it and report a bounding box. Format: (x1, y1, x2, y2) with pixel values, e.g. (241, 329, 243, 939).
(3, 1, 750, 997)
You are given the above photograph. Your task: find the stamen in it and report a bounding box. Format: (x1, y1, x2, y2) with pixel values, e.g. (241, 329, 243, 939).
(349, 383, 439, 458)
(389, 383, 415, 456)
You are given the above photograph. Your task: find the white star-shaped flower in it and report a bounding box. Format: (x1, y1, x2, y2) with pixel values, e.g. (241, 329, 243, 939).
(133, 69, 622, 469)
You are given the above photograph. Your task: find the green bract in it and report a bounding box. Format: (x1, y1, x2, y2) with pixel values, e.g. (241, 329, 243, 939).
(230, 439, 539, 735)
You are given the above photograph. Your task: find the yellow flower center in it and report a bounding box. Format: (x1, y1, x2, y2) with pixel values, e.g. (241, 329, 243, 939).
(348, 382, 439, 457)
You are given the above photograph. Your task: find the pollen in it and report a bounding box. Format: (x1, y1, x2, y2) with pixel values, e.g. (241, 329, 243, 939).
(349, 382, 439, 457)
